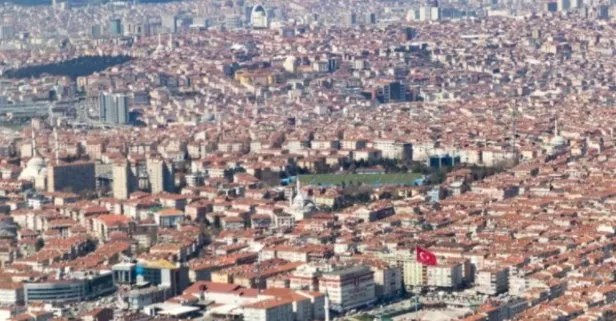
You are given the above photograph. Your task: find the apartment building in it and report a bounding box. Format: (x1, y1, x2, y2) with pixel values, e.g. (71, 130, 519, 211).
(372, 140, 412, 161)
(369, 263, 402, 300)
(47, 161, 96, 193)
(475, 267, 509, 295)
(318, 266, 376, 312)
(426, 262, 464, 289)
(0, 283, 24, 305)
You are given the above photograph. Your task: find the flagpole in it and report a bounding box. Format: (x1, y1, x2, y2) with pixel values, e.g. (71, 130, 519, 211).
(415, 244, 437, 317)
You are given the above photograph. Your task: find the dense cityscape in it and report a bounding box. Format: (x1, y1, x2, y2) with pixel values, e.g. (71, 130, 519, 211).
(2, 0, 616, 321)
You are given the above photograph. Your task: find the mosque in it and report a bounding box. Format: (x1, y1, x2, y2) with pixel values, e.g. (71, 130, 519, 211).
(546, 118, 567, 156)
(287, 178, 315, 221)
(18, 129, 48, 190)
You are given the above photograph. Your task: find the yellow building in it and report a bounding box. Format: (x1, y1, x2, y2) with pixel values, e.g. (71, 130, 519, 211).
(235, 69, 282, 87)
(314, 193, 342, 209)
(143, 258, 177, 270)
(402, 260, 424, 287)
(211, 270, 233, 284)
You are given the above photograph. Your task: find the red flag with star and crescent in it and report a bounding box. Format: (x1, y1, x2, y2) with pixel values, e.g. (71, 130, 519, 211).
(416, 246, 437, 266)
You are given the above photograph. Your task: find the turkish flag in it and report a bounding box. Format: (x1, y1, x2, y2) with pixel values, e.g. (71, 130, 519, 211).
(416, 246, 437, 266)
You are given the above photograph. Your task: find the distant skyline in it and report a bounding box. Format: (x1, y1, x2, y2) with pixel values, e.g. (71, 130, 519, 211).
(1, 0, 616, 320)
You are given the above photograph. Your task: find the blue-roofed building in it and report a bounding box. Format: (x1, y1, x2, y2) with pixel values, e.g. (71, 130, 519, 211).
(428, 153, 461, 169)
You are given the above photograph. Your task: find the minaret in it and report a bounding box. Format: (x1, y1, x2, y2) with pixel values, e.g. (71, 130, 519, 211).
(30, 127, 36, 157)
(554, 118, 559, 136)
(290, 176, 301, 207)
(324, 290, 330, 321)
(168, 33, 173, 50)
(54, 127, 59, 163)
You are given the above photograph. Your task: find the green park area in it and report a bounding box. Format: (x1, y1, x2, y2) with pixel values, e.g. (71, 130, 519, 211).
(299, 172, 424, 186)
(354, 315, 376, 321)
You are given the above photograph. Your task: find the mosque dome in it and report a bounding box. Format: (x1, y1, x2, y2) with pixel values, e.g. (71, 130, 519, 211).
(18, 156, 47, 181)
(27, 156, 45, 169)
(291, 190, 315, 220)
(289, 179, 315, 221)
(550, 135, 566, 147)
(293, 191, 306, 209)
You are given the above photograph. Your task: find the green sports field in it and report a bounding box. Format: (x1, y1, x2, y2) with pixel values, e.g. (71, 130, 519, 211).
(298, 172, 424, 186)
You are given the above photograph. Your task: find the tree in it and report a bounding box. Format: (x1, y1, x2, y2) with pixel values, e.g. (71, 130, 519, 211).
(35, 238, 44, 251)
(348, 163, 357, 173)
(425, 169, 446, 185)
